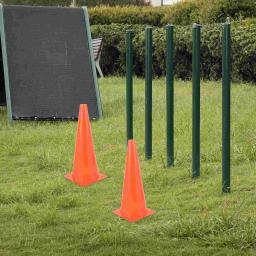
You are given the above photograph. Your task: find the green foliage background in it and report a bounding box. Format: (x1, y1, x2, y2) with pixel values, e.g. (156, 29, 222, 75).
(83, 0, 146, 6)
(89, 6, 166, 26)
(1, 0, 256, 82)
(2, 0, 256, 23)
(91, 21, 256, 82)
(2, 0, 146, 6)
(89, 0, 256, 82)
(2, 0, 71, 6)
(88, 0, 256, 26)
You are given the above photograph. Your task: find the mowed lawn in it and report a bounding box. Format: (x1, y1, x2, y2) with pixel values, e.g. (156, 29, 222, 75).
(0, 77, 256, 256)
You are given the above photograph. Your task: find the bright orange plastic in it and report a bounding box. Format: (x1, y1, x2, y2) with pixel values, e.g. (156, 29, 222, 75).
(64, 104, 107, 186)
(113, 140, 155, 222)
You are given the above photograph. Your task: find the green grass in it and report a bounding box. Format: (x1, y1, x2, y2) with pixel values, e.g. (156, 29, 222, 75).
(0, 77, 256, 255)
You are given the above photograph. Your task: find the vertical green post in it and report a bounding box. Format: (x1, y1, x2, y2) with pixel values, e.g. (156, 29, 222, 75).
(192, 23, 201, 178)
(222, 18, 231, 193)
(166, 24, 174, 167)
(145, 27, 153, 159)
(126, 30, 134, 142)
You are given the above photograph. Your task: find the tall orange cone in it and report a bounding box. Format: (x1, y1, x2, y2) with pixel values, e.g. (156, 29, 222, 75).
(113, 140, 155, 222)
(64, 104, 107, 186)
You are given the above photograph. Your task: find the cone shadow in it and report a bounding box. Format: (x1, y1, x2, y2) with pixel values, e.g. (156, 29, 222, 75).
(64, 172, 107, 187)
(113, 208, 155, 222)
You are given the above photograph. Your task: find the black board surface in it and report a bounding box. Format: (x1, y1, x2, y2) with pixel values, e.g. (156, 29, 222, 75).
(1, 5, 102, 120)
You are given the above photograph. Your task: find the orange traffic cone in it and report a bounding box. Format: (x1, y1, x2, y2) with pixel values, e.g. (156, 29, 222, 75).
(64, 104, 107, 186)
(113, 140, 155, 222)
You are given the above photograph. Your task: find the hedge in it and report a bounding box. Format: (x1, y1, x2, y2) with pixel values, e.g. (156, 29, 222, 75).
(88, 0, 256, 26)
(2, 0, 147, 6)
(89, 6, 167, 26)
(2, 0, 71, 5)
(91, 22, 256, 82)
(4, 0, 256, 26)
(199, 0, 256, 24)
(83, 0, 147, 6)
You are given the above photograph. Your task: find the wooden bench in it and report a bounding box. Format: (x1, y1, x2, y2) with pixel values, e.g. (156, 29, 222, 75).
(92, 38, 104, 78)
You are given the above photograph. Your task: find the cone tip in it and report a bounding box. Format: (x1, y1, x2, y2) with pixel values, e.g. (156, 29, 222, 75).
(127, 140, 137, 153)
(79, 104, 88, 110)
(78, 104, 89, 120)
(128, 139, 136, 145)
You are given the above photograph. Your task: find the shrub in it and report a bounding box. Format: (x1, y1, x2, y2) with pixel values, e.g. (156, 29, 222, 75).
(2, 0, 148, 6)
(81, 0, 147, 6)
(5, 0, 256, 26)
(161, 1, 200, 25)
(232, 21, 256, 82)
(91, 23, 144, 75)
(91, 22, 256, 82)
(2, 0, 71, 5)
(88, 5, 199, 26)
(199, 0, 256, 24)
(89, 6, 167, 26)
(88, 0, 256, 26)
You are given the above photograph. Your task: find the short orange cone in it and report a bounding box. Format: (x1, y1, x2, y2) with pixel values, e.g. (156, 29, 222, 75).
(113, 140, 155, 222)
(64, 104, 107, 186)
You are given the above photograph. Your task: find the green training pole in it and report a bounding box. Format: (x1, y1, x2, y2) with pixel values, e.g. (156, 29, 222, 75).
(145, 27, 153, 159)
(166, 24, 174, 167)
(192, 23, 201, 178)
(126, 30, 134, 142)
(222, 18, 231, 193)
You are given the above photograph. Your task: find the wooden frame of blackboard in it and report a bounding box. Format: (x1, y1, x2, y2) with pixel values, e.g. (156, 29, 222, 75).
(83, 6, 103, 119)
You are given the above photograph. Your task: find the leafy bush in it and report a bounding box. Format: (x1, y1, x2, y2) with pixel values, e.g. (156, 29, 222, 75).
(161, 1, 200, 25)
(91, 22, 256, 82)
(2, 0, 147, 6)
(91, 24, 144, 75)
(5, 0, 256, 25)
(82, 0, 147, 6)
(88, 5, 199, 26)
(199, 0, 256, 24)
(232, 21, 256, 82)
(89, 6, 167, 26)
(88, 0, 256, 26)
(2, 0, 71, 6)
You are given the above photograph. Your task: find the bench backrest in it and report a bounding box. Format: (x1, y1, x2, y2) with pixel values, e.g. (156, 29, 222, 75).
(92, 38, 103, 61)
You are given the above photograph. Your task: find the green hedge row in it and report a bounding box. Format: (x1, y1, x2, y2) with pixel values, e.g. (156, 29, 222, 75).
(2, 0, 71, 5)
(89, 6, 167, 26)
(4, 0, 256, 26)
(89, 0, 256, 26)
(199, 0, 256, 24)
(91, 21, 256, 82)
(83, 0, 146, 6)
(2, 0, 146, 6)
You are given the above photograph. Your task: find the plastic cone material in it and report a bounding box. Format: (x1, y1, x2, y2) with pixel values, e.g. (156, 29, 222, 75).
(113, 140, 155, 222)
(64, 104, 107, 186)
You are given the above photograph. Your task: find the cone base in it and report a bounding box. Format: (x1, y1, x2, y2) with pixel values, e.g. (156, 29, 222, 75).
(113, 208, 155, 222)
(64, 172, 107, 187)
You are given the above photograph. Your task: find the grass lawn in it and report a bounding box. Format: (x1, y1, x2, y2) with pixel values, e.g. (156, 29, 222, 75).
(0, 77, 256, 255)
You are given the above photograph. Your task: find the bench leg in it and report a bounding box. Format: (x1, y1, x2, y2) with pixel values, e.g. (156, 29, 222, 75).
(95, 60, 104, 78)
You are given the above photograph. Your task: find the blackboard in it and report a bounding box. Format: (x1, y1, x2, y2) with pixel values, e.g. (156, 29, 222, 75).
(0, 5, 102, 120)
